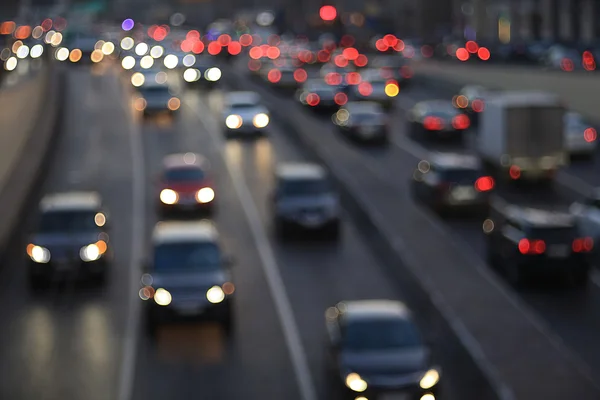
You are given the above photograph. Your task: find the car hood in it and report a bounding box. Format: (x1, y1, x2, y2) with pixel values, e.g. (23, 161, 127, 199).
(31, 232, 103, 250)
(340, 347, 429, 377)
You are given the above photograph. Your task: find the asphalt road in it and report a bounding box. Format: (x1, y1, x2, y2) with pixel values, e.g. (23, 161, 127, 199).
(229, 60, 600, 398)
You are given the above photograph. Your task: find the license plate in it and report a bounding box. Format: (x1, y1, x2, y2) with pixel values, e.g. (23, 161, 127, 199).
(452, 187, 475, 201)
(175, 303, 204, 316)
(55, 261, 72, 271)
(379, 393, 410, 400)
(548, 245, 569, 258)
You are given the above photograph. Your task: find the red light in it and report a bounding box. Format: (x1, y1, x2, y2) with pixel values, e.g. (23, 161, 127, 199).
(561, 58, 574, 71)
(584, 127, 597, 142)
(475, 176, 495, 192)
(248, 60, 261, 71)
(343, 47, 359, 61)
(393, 40, 405, 52)
(148, 25, 158, 38)
(317, 50, 330, 62)
(249, 47, 262, 59)
(187, 30, 200, 40)
(334, 55, 348, 67)
(383, 34, 398, 47)
(421, 45, 434, 58)
(181, 39, 193, 53)
(518, 239, 530, 254)
(472, 99, 485, 112)
(423, 116, 443, 130)
(375, 39, 389, 52)
(466, 41, 479, 53)
(207, 42, 221, 55)
(240, 34, 253, 46)
(218, 34, 231, 46)
(334, 92, 348, 106)
(228, 41, 242, 55)
(325, 72, 342, 86)
(41, 18, 52, 32)
(519, 239, 546, 255)
(303, 51, 316, 64)
(354, 54, 368, 67)
(320, 5, 337, 21)
(267, 46, 280, 59)
(509, 165, 521, 180)
(293, 68, 307, 83)
(268, 35, 281, 46)
(273, 58, 286, 67)
(260, 44, 270, 57)
(452, 114, 470, 130)
(584, 60, 596, 71)
(400, 66, 413, 79)
(478, 47, 491, 61)
(358, 82, 373, 96)
(456, 48, 469, 61)
(192, 41, 205, 54)
(268, 69, 282, 83)
(346, 72, 361, 85)
(534, 240, 546, 254)
(306, 93, 320, 106)
(153, 27, 167, 41)
(573, 237, 593, 252)
(340, 35, 355, 48)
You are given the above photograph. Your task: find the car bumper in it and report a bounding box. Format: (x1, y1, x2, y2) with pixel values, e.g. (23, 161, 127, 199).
(29, 258, 108, 279)
(159, 200, 214, 212)
(225, 125, 267, 135)
(147, 298, 231, 323)
(342, 383, 439, 400)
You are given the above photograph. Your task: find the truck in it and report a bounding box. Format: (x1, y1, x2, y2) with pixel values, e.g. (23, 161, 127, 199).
(477, 91, 568, 181)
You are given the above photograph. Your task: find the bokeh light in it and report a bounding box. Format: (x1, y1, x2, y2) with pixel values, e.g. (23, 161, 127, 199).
(122, 56, 135, 70)
(122, 19, 134, 31)
(121, 37, 134, 50)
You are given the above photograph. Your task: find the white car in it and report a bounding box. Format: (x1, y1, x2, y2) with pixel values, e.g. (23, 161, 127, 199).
(564, 112, 597, 157)
(222, 91, 270, 137)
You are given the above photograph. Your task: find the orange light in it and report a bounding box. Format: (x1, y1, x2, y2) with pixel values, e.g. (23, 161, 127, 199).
(584, 127, 597, 142)
(453, 95, 469, 108)
(478, 47, 491, 61)
(320, 5, 337, 21)
(207, 41, 222, 55)
(14, 25, 31, 39)
(168, 97, 181, 111)
(267, 46, 280, 59)
(342, 47, 359, 60)
(26, 243, 34, 256)
(96, 240, 108, 254)
(268, 69, 281, 83)
(0, 21, 16, 35)
(358, 82, 372, 96)
(294, 68, 307, 82)
(354, 54, 368, 67)
(466, 41, 479, 53)
(240, 34, 253, 46)
(456, 48, 469, 61)
(222, 282, 235, 295)
(228, 41, 242, 55)
(249, 46, 262, 59)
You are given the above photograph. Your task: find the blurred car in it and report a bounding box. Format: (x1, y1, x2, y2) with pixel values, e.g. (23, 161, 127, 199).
(333, 101, 388, 144)
(325, 300, 441, 399)
(182, 55, 221, 86)
(406, 100, 470, 140)
(455, 85, 499, 124)
(485, 202, 592, 287)
(544, 44, 582, 70)
(134, 78, 180, 116)
(142, 221, 235, 336)
(272, 163, 341, 239)
(222, 91, 270, 137)
(27, 192, 111, 288)
(348, 69, 398, 109)
(157, 153, 215, 213)
(298, 78, 345, 111)
(65, 33, 98, 64)
(564, 112, 597, 157)
(411, 153, 494, 215)
(370, 54, 414, 85)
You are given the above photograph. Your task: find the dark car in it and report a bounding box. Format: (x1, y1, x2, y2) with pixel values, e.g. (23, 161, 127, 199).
(406, 100, 470, 140)
(333, 101, 388, 144)
(347, 69, 397, 109)
(157, 153, 215, 214)
(411, 153, 493, 215)
(325, 300, 441, 399)
(272, 163, 341, 239)
(484, 202, 592, 287)
(26, 192, 111, 288)
(141, 221, 235, 336)
(455, 85, 499, 125)
(298, 78, 346, 111)
(182, 55, 221, 87)
(370, 55, 413, 85)
(136, 80, 181, 116)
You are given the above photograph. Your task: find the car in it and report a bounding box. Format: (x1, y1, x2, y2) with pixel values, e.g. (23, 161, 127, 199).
(26, 192, 111, 288)
(406, 100, 471, 140)
(484, 202, 593, 287)
(347, 69, 398, 109)
(267, 64, 300, 90)
(564, 112, 597, 157)
(157, 153, 215, 214)
(182, 55, 222, 86)
(370, 55, 414, 85)
(455, 85, 499, 124)
(222, 91, 270, 137)
(298, 79, 345, 111)
(333, 101, 388, 144)
(272, 163, 341, 239)
(134, 79, 180, 116)
(325, 300, 441, 399)
(411, 153, 494, 215)
(570, 189, 600, 243)
(64, 33, 97, 64)
(141, 221, 235, 336)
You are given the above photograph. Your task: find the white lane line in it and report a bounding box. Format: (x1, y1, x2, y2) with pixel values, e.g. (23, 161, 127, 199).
(190, 98, 318, 400)
(117, 99, 145, 400)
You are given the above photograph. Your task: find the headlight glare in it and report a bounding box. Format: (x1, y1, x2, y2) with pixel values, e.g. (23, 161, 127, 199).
(30, 245, 51, 263)
(160, 189, 179, 204)
(252, 113, 269, 128)
(196, 187, 215, 203)
(345, 373, 368, 392)
(206, 286, 225, 303)
(80, 243, 101, 262)
(226, 115, 243, 129)
(154, 288, 172, 306)
(420, 369, 440, 389)
(205, 67, 221, 81)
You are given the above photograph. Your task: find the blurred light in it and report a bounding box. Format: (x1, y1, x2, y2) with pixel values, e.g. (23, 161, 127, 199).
(420, 395, 435, 400)
(249, 46, 262, 59)
(0, 21, 16, 35)
(418, 160, 430, 173)
(94, 213, 106, 227)
(478, 47, 490, 61)
(385, 83, 399, 97)
(206, 286, 225, 304)
(257, 11, 275, 27)
(168, 97, 180, 111)
(393, 40, 405, 51)
(44, 30, 55, 44)
(183, 68, 200, 82)
(121, 56, 135, 70)
(100, 42, 114, 55)
(268, 68, 281, 83)
(317, 50, 330, 63)
(584, 128, 597, 142)
(226, 115, 243, 129)
(207, 42, 221, 55)
(376, 39, 389, 52)
(164, 54, 178, 69)
(91, 49, 104, 63)
(150, 45, 164, 58)
(14, 25, 32, 40)
(383, 34, 398, 47)
(267, 46, 280, 59)
(134, 97, 147, 111)
(240, 34, 253, 46)
(154, 288, 171, 306)
(11, 40, 22, 53)
(95, 40, 105, 50)
(16, 45, 29, 59)
(483, 219, 495, 234)
(358, 82, 372, 96)
(122, 19, 135, 31)
(346, 71, 361, 85)
(41, 18, 52, 32)
(350, 12, 365, 27)
(294, 68, 307, 82)
(0, 48, 10, 61)
(421, 45, 434, 58)
(120, 37, 134, 50)
(32, 26, 43, 39)
(325, 72, 342, 85)
(192, 41, 205, 54)
(306, 93, 320, 106)
(135, 43, 148, 56)
(334, 55, 348, 67)
(170, 13, 186, 27)
(153, 27, 167, 41)
(248, 59, 261, 71)
(343, 47, 359, 60)
(509, 165, 521, 179)
(69, 49, 82, 63)
(140, 55, 154, 69)
(4, 57, 17, 71)
(561, 58, 574, 72)
(222, 282, 235, 295)
(205, 67, 221, 81)
(253, 113, 269, 128)
(182, 54, 195, 67)
(131, 72, 145, 87)
(498, 17, 511, 43)
(456, 48, 469, 61)
(228, 41, 242, 55)
(454, 95, 468, 108)
(53, 17, 67, 31)
(320, 5, 337, 21)
(354, 54, 368, 67)
(345, 373, 367, 392)
(334, 92, 348, 106)
(186, 30, 200, 40)
(267, 35, 281, 46)
(50, 32, 62, 46)
(55, 47, 69, 61)
(466, 41, 479, 53)
(419, 369, 440, 389)
(218, 34, 231, 46)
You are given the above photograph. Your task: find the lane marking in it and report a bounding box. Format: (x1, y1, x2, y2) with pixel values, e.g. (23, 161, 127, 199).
(190, 97, 318, 400)
(116, 91, 145, 400)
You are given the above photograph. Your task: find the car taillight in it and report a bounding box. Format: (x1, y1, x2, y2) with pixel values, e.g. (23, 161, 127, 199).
(471, 99, 484, 112)
(584, 127, 597, 142)
(452, 114, 470, 130)
(573, 237, 594, 252)
(519, 239, 546, 255)
(423, 116, 443, 130)
(306, 93, 320, 106)
(475, 176, 494, 192)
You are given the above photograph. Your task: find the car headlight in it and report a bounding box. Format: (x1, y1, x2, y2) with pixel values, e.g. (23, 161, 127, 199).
(154, 288, 172, 306)
(28, 244, 51, 263)
(196, 187, 215, 203)
(80, 243, 101, 262)
(205, 67, 221, 81)
(226, 114, 243, 129)
(206, 285, 225, 303)
(168, 97, 180, 111)
(420, 369, 440, 389)
(160, 189, 179, 204)
(253, 113, 269, 128)
(345, 373, 368, 392)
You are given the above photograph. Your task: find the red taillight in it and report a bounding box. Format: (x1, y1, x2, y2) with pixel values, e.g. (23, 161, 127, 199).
(573, 237, 594, 252)
(452, 114, 470, 130)
(334, 92, 348, 106)
(561, 58, 574, 72)
(509, 165, 521, 180)
(519, 239, 546, 255)
(471, 99, 484, 112)
(475, 176, 495, 192)
(423, 116, 443, 130)
(584, 127, 597, 142)
(306, 93, 320, 106)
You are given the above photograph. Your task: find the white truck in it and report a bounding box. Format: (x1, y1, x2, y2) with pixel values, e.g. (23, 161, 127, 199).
(477, 91, 568, 181)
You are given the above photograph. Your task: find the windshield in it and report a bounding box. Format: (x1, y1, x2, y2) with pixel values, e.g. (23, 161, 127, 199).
(165, 168, 205, 182)
(343, 318, 423, 351)
(39, 210, 99, 233)
(153, 242, 222, 272)
(280, 179, 331, 196)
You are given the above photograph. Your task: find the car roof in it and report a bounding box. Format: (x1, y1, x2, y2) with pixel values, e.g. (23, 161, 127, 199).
(152, 220, 218, 244)
(430, 153, 480, 169)
(276, 163, 327, 180)
(40, 191, 102, 212)
(162, 153, 209, 170)
(336, 300, 411, 322)
(226, 91, 260, 106)
(504, 205, 574, 228)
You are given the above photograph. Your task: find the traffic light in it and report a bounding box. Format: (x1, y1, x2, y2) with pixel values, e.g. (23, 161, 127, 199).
(319, 5, 337, 21)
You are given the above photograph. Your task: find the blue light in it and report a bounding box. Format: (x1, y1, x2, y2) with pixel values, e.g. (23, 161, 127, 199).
(122, 19, 134, 31)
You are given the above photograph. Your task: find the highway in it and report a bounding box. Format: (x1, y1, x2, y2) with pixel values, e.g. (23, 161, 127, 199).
(226, 58, 600, 399)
